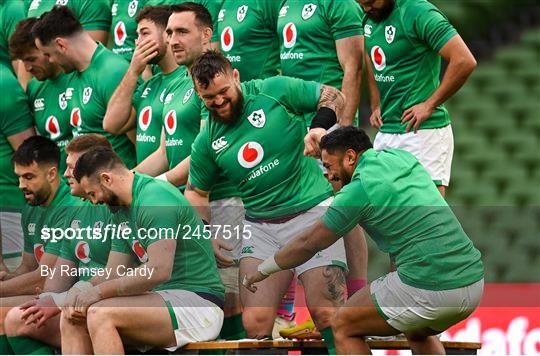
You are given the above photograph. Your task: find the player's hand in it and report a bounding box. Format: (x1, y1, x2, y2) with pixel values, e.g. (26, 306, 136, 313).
(74, 286, 102, 315)
(129, 37, 160, 76)
(20, 295, 60, 328)
(401, 102, 434, 133)
(241, 271, 268, 293)
(62, 287, 86, 322)
(304, 128, 327, 158)
(369, 107, 383, 129)
(212, 239, 235, 268)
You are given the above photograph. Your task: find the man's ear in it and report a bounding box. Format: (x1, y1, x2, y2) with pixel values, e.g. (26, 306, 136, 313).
(55, 37, 68, 52)
(345, 149, 357, 167)
(47, 166, 58, 182)
(202, 26, 212, 44)
(100, 172, 113, 187)
(232, 68, 240, 84)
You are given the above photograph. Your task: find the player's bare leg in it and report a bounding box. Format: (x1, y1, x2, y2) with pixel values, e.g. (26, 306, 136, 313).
(437, 185, 446, 197)
(343, 225, 368, 295)
(299, 266, 346, 329)
(0, 295, 33, 335)
(240, 257, 293, 338)
(86, 293, 176, 354)
(332, 286, 399, 354)
(405, 329, 446, 354)
(4, 307, 61, 348)
(60, 313, 93, 354)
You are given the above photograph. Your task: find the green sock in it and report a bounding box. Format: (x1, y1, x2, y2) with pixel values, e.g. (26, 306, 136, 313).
(320, 327, 336, 355)
(7, 336, 54, 355)
(0, 335, 14, 355)
(219, 313, 247, 340)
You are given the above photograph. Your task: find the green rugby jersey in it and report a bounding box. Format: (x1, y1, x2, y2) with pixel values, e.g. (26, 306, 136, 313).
(22, 182, 80, 262)
(25, 0, 111, 34)
(0, 65, 33, 211)
(69, 44, 136, 168)
(217, 0, 283, 81)
(0, 0, 25, 70)
(27, 73, 75, 174)
(110, 0, 151, 60)
(363, 0, 457, 133)
(277, 0, 363, 89)
(60, 200, 114, 281)
(133, 66, 182, 164)
(113, 173, 224, 298)
(322, 148, 484, 290)
(190, 76, 333, 219)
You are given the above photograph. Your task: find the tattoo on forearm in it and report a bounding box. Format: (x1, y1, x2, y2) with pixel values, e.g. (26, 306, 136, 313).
(318, 85, 346, 114)
(323, 266, 346, 306)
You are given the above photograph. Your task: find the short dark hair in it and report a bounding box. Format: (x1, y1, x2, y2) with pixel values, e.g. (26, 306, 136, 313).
(191, 50, 232, 89)
(12, 136, 60, 168)
(170, 2, 213, 30)
(73, 148, 125, 182)
(9, 17, 39, 60)
(65, 134, 112, 154)
(320, 126, 373, 154)
(136, 5, 172, 28)
(32, 5, 83, 45)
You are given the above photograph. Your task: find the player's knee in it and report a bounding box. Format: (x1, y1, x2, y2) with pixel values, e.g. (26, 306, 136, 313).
(87, 305, 114, 336)
(3, 307, 24, 337)
(242, 309, 274, 337)
(331, 307, 354, 338)
(308, 307, 335, 329)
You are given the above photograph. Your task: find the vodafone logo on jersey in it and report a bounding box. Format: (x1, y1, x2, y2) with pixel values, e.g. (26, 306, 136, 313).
(283, 23, 297, 49)
(114, 21, 127, 46)
(371, 46, 387, 71)
(164, 110, 177, 135)
(45, 116, 61, 139)
(138, 106, 152, 131)
(70, 108, 81, 129)
(238, 142, 264, 169)
(132, 240, 148, 263)
(34, 243, 44, 262)
(221, 26, 234, 52)
(75, 241, 91, 263)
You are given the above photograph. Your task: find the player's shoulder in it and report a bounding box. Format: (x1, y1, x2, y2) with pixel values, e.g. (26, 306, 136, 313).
(135, 173, 181, 205)
(94, 45, 129, 68)
(399, 0, 440, 19)
(25, 77, 41, 97)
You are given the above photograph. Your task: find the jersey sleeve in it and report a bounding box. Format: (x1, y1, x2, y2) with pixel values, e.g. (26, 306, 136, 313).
(408, 2, 458, 52)
(97, 55, 129, 103)
(262, 76, 320, 115)
(189, 126, 219, 192)
(59, 239, 77, 263)
(0, 75, 34, 137)
(323, 0, 364, 40)
(21, 207, 33, 254)
(320, 180, 371, 237)
(77, 0, 112, 31)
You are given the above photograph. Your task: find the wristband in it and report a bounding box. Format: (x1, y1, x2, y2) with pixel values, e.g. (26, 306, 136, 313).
(257, 255, 282, 276)
(39, 291, 67, 307)
(156, 173, 168, 182)
(310, 107, 337, 130)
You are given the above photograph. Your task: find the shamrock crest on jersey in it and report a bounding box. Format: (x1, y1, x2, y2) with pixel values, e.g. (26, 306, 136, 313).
(247, 109, 266, 128)
(385, 25, 396, 44)
(302, 3, 317, 20)
(237, 5, 248, 22)
(82, 87, 93, 104)
(183, 88, 194, 104)
(128, 0, 138, 17)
